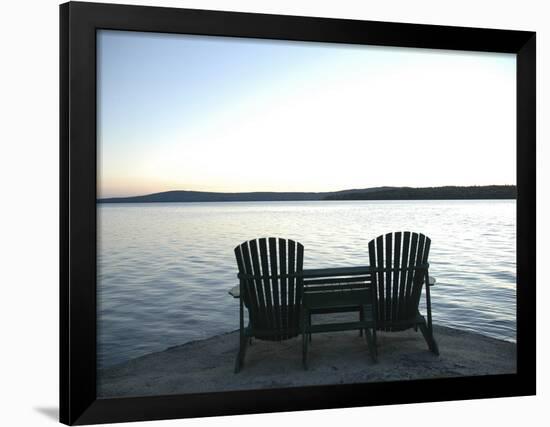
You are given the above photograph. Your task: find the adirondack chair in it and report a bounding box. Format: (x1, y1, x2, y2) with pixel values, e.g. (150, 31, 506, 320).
(368, 232, 439, 354)
(233, 237, 304, 373)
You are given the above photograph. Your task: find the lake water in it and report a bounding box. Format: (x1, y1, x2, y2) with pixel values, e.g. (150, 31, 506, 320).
(97, 200, 516, 368)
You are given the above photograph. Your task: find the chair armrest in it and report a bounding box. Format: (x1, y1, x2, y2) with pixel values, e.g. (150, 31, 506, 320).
(428, 276, 436, 286)
(229, 285, 240, 298)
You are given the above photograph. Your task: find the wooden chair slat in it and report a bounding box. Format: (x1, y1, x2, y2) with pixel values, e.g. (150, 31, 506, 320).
(410, 233, 425, 319)
(404, 232, 419, 316)
(288, 239, 296, 337)
(258, 238, 274, 331)
(368, 239, 377, 323)
(279, 238, 288, 340)
(385, 233, 392, 322)
(411, 234, 428, 310)
(392, 232, 401, 323)
(249, 239, 266, 328)
(375, 235, 385, 322)
(398, 231, 411, 320)
(239, 242, 258, 325)
(269, 237, 281, 339)
(296, 242, 304, 304)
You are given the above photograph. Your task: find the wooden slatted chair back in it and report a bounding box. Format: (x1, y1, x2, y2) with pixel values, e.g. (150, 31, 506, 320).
(234, 237, 304, 341)
(368, 232, 431, 331)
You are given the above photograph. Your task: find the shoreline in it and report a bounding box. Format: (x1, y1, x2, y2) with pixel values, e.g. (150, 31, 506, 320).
(98, 198, 516, 204)
(98, 324, 516, 398)
(98, 185, 517, 203)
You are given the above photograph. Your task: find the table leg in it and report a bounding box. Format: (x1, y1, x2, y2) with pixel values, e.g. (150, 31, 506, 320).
(359, 307, 364, 337)
(302, 308, 309, 370)
(362, 304, 377, 363)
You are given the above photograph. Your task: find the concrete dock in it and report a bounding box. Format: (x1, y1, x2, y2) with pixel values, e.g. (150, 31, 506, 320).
(98, 324, 516, 398)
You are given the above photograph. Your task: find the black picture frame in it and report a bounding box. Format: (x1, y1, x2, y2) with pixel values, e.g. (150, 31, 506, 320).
(60, 1, 536, 425)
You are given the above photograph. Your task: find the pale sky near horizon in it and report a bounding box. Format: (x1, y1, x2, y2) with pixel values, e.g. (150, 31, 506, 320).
(97, 30, 516, 198)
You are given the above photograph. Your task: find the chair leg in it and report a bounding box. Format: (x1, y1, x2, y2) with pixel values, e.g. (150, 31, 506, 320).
(362, 305, 377, 362)
(309, 313, 312, 342)
(373, 328, 378, 357)
(234, 334, 249, 373)
(302, 310, 309, 370)
(364, 327, 378, 363)
(419, 322, 439, 355)
(302, 331, 308, 370)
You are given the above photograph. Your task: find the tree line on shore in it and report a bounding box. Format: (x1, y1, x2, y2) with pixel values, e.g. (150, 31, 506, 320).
(323, 185, 516, 200)
(99, 185, 516, 203)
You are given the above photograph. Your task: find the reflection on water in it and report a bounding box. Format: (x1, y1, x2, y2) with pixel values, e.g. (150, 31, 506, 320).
(98, 200, 516, 368)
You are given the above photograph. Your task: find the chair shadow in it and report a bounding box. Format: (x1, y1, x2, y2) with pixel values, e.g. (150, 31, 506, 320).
(34, 406, 58, 422)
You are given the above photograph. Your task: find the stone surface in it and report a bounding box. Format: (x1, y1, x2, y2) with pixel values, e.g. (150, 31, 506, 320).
(98, 324, 516, 398)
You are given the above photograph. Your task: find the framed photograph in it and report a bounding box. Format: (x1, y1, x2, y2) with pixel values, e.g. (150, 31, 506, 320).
(60, 1, 536, 425)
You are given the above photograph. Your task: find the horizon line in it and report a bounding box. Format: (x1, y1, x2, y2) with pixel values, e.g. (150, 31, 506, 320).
(99, 184, 517, 200)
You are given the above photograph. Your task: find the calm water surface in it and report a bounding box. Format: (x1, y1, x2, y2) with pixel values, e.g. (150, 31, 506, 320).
(98, 200, 516, 368)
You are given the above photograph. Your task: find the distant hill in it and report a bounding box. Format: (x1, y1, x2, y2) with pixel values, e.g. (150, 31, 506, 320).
(99, 190, 329, 203)
(324, 185, 517, 201)
(98, 185, 516, 203)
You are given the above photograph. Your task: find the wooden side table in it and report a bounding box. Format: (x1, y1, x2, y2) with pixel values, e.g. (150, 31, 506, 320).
(301, 267, 378, 369)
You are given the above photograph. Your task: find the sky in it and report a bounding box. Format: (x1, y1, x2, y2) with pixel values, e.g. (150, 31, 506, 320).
(97, 30, 516, 198)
